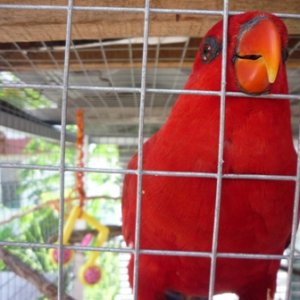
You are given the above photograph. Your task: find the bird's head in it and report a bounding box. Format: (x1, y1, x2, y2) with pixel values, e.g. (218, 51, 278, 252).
(191, 11, 289, 95)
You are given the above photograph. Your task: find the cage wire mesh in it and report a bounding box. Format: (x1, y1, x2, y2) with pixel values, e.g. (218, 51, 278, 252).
(0, 0, 299, 299)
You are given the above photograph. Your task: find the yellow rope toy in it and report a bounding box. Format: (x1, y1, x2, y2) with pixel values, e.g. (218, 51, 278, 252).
(49, 110, 109, 286)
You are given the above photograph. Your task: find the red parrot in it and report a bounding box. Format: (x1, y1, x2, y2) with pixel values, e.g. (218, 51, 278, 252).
(122, 11, 297, 300)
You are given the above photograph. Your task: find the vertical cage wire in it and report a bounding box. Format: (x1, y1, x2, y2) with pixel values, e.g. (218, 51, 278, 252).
(132, 0, 151, 299)
(57, 0, 74, 298)
(286, 130, 300, 298)
(208, 0, 229, 299)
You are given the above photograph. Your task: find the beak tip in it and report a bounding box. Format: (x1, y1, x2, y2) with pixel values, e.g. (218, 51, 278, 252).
(267, 66, 279, 84)
(268, 73, 277, 84)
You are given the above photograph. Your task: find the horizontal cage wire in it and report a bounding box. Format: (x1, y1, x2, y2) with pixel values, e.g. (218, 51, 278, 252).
(0, 1, 299, 300)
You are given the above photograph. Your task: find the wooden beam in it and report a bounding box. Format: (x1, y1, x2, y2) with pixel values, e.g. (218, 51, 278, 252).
(0, 0, 298, 42)
(0, 40, 198, 71)
(2, 61, 193, 71)
(27, 107, 169, 125)
(3, 59, 300, 72)
(287, 59, 300, 69)
(0, 33, 299, 72)
(0, 103, 76, 143)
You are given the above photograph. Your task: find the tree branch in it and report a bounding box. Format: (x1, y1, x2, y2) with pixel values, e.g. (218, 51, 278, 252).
(0, 195, 120, 227)
(0, 248, 75, 300)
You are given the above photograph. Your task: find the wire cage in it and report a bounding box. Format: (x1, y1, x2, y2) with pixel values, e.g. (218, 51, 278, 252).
(0, 0, 299, 299)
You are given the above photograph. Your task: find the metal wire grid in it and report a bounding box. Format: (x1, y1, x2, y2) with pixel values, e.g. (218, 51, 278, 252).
(0, 34, 197, 163)
(0, 1, 299, 300)
(0, 39, 197, 138)
(0, 42, 115, 139)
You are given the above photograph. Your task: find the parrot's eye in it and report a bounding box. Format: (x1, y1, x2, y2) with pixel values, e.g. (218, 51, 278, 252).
(201, 37, 221, 63)
(282, 48, 289, 62)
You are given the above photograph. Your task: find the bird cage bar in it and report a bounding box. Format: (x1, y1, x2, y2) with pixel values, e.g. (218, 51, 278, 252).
(132, 0, 151, 299)
(208, 0, 230, 298)
(56, 0, 74, 298)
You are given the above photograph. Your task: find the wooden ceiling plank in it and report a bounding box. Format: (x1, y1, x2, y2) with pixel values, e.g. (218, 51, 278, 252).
(0, 0, 298, 42)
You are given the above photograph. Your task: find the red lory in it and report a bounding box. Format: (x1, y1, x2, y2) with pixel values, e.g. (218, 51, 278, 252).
(122, 11, 298, 300)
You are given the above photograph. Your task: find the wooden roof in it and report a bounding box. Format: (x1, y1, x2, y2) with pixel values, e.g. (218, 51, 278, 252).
(0, 0, 299, 43)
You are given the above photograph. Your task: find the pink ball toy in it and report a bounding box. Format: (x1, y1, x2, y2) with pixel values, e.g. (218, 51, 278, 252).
(52, 248, 73, 264)
(83, 266, 101, 285)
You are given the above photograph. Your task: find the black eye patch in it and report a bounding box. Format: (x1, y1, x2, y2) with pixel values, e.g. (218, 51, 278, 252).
(201, 36, 222, 64)
(282, 47, 289, 62)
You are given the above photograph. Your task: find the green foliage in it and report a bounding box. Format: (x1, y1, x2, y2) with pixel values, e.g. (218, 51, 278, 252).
(17, 138, 76, 204)
(0, 222, 14, 241)
(23, 138, 76, 166)
(0, 260, 5, 271)
(0, 86, 53, 110)
(1, 208, 58, 273)
(0, 72, 53, 109)
(89, 143, 119, 166)
(0, 129, 122, 298)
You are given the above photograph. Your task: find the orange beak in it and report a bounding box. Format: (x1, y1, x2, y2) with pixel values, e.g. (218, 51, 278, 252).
(235, 17, 282, 94)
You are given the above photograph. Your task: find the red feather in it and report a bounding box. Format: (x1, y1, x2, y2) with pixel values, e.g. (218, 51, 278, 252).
(122, 11, 298, 300)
